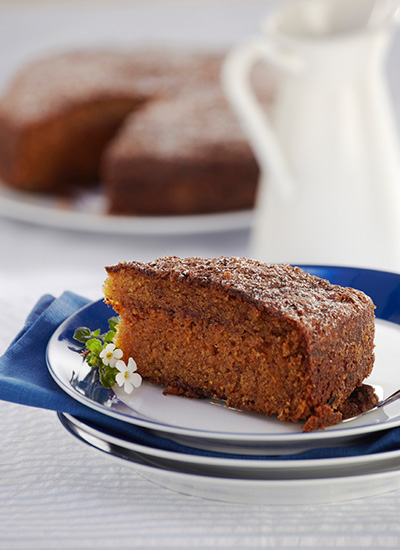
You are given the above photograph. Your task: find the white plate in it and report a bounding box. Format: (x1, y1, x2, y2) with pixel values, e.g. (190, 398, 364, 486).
(59, 412, 400, 505)
(46, 265, 400, 454)
(0, 183, 253, 236)
(60, 412, 400, 480)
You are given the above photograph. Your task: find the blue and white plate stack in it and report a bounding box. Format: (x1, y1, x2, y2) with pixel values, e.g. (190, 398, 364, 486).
(48, 266, 400, 505)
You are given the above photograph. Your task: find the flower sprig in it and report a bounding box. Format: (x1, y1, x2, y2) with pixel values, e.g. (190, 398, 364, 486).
(73, 317, 142, 394)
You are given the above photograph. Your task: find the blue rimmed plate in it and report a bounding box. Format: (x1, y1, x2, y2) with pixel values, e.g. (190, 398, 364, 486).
(46, 265, 400, 454)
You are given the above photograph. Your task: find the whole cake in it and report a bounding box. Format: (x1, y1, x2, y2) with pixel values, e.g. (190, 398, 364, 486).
(0, 48, 275, 214)
(103, 257, 376, 431)
(0, 48, 223, 194)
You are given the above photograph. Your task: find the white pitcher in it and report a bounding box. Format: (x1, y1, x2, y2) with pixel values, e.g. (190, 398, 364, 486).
(222, 0, 400, 271)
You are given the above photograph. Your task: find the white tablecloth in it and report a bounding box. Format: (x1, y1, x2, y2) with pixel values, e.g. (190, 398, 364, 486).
(2, 1, 400, 547)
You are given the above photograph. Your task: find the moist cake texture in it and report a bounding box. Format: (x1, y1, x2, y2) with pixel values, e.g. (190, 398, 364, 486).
(104, 257, 376, 431)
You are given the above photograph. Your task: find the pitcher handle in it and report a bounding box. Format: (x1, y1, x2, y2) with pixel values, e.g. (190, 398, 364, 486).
(222, 38, 299, 200)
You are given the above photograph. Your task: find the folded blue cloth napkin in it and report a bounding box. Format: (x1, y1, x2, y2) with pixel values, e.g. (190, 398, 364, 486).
(1, 291, 400, 460)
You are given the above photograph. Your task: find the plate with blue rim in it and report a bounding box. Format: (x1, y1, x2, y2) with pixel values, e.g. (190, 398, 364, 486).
(47, 265, 400, 455)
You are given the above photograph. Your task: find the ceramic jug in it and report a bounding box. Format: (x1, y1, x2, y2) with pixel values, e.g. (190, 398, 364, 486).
(222, 0, 400, 271)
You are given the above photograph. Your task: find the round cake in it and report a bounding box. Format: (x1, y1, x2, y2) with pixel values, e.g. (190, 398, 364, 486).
(0, 48, 276, 215)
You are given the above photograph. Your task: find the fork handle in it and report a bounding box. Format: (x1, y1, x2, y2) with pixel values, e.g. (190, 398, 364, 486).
(378, 387, 400, 408)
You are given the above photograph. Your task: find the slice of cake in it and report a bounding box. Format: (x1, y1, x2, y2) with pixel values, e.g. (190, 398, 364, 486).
(103, 257, 376, 431)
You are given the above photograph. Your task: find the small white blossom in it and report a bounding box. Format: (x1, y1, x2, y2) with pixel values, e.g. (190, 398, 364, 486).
(115, 357, 142, 394)
(99, 343, 123, 368)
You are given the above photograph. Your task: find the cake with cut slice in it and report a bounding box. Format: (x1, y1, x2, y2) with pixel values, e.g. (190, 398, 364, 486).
(104, 257, 376, 431)
(0, 48, 276, 214)
(0, 48, 223, 194)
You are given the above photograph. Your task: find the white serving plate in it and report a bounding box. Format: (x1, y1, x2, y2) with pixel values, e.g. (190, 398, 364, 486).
(0, 183, 253, 236)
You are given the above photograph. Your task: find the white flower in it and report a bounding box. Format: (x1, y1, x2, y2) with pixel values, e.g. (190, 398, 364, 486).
(115, 357, 142, 394)
(99, 343, 123, 367)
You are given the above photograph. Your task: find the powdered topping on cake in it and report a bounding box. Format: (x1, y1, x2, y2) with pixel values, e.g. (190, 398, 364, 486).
(104, 88, 255, 162)
(106, 256, 372, 327)
(0, 49, 223, 124)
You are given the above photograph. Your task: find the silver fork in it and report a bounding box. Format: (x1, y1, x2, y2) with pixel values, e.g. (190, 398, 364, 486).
(343, 387, 400, 422)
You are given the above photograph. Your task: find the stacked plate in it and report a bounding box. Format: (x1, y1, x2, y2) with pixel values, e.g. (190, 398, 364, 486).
(47, 266, 400, 505)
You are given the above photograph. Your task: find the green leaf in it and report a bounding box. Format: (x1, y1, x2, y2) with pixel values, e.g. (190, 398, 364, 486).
(86, 351, 101, 368)
(103, 330, 116, 344)
(99, 366, 118, 389)
(86, 338, 103, 355)
(108, 316, 119, 332)
(73, 327, 93, 343)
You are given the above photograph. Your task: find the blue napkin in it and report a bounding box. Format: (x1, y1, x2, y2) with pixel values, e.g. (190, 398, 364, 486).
(1, 291, 400, 460)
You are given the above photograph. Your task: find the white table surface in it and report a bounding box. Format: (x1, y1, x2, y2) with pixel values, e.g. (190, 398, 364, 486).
(2, 1, 400, 548)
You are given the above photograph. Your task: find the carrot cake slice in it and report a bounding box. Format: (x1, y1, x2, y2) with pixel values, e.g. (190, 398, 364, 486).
(103, 257, 376, 431)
